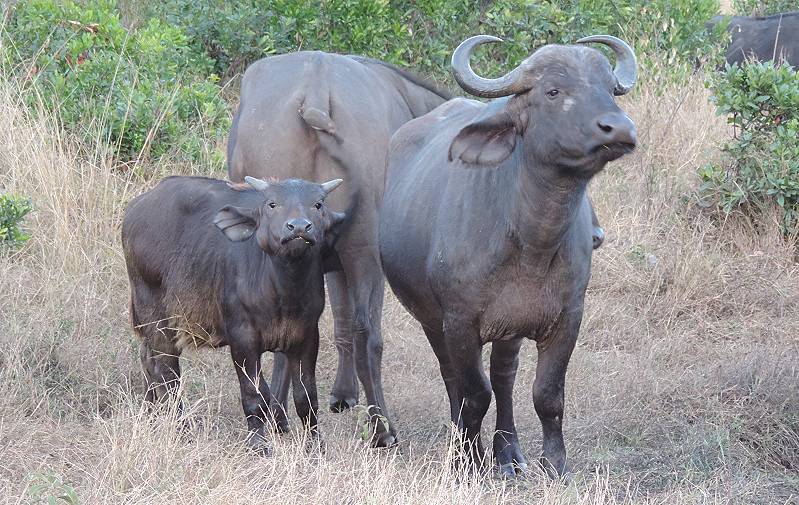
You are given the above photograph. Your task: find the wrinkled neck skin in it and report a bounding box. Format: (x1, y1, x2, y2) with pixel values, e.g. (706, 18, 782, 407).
(508, 139, 589, 253)
(243, 245, 323, 308)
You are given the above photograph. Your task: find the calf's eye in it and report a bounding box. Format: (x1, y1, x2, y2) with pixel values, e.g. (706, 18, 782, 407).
(546, 89, 559, 98)
(268, 202, 276, 209)
(314, 202, 323, 210)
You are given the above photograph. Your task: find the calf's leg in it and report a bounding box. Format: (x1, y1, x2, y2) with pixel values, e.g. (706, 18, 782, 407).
(269, 352, 292, 433)
(229, 328, 274, 453)
(137, 320, 183, 417)
(290, 327, 321, 448)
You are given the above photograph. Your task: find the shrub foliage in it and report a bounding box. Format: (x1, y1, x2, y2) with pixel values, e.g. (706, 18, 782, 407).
(3, 0, 230, 165)
(150, 0, 721, 84)
(0, 194, 33, 247)
(733, 0, 797, 16)
(2, 0, 722, 167)
(699, 62, 799, 233)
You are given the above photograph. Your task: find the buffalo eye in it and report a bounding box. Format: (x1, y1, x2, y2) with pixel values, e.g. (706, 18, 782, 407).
(268, 202, 276, 209)
(546, 89, 559, 99)
(314, 202, 323, 210)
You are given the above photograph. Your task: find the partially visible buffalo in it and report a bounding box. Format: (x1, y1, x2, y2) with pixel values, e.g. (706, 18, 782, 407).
(227, 51, 454, 446)
(122, 175, 345, 452)
(379, 35, 637, 477)
(710, 11, 799, 67)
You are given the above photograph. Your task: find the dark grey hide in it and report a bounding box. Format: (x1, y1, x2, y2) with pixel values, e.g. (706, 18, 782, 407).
(227, 51, 454, 446)
(709, 12, 799, 67)
(379, 35, 637, 477)
(122, 176, 344, 452)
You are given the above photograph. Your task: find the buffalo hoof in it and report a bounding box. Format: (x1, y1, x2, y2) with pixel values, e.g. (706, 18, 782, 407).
(494, 433, 528, 478)
(538, 454, 569, 481)
(245, 431, 272, 457)
(498, 462, 529, 478)
(592, 226, 605, 250)
(304, 432, 326, 455)
(273, 415, 290, 434)
(371, 432, 397, 448)
(329, 396, 358, 413)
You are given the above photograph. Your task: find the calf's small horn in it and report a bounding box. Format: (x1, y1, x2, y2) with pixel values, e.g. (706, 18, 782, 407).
(451, 35, 529, 98)
(244, 176, 270, 191)
(576, 35, 637, 95)
(321, 178, 344, 195)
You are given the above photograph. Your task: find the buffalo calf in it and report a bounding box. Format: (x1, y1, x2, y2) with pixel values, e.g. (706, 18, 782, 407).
(122, 175, 344, 451)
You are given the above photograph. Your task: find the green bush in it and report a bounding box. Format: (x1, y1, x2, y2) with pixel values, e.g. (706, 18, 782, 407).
(0, 194, 33, 247)
(699, 62, 799, 233)
(733, 0, 797, 16)
(149, 0, 722, 86)
(3, 0, 230, 167)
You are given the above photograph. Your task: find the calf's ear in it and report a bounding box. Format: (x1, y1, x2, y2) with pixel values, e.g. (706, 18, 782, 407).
(214, 206, 258, 242)
(321, 211, 347, 272)
(449, 109, 517, 166)
(325, 211, 347, 246)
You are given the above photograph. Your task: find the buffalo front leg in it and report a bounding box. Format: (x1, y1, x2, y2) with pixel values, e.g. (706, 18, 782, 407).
(490, 339, 528, 477)
(269, 352, 292, 433)
(289, 326, 321, 449)
(533, 315, 580, 478)
(229, 329, 274, 454)
(341, 253, 396, 447)
(327, 270, 359, 412)
(444, 318, 492, 471)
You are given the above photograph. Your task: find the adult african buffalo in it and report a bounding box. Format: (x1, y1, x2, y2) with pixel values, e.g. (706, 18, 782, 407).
(709, 11, 799, 67)
(227, 51, 454, 446)
(123, 175, 344, 452)
(379, 35, 637, 477)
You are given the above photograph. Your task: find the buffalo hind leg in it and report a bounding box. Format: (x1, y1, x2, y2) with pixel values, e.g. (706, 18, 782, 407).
(327, 270, 359, 412)
(343, 254, 396, 447)
(533, 316, 580, 478)
(490, 339, 528, 477)
(444, 318, 491, 472)
(138, 323, 183, 418)
(422, 323, 460, 423)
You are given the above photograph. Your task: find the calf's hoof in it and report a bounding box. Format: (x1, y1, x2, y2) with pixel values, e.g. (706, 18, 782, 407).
(304, 432, 326, 455)
(329, 395, 358, 413)
(245, 432, 272, 457)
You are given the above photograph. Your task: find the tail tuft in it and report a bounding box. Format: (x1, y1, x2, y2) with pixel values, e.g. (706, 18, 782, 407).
(300, 106, 336, 135)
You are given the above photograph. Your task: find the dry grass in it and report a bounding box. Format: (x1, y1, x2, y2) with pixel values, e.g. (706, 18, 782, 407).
(1, 64, 798, 505)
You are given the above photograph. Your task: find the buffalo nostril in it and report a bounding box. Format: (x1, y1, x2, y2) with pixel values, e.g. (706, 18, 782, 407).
(304, 223, 312, 232)
(598, 121, 613, 133)
(286, 222, 294, 231)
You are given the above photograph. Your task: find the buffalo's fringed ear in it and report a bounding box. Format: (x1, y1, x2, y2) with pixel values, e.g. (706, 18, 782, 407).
(449, 109, 517, 166)
(214, 206, 258, 242)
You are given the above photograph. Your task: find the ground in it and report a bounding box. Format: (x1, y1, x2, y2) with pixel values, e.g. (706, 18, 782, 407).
(0, 71, 797, 504)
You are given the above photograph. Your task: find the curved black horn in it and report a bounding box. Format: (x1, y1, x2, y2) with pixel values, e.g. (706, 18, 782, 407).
(577, 35, 637, 95)
(451, 35, 530, 98)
